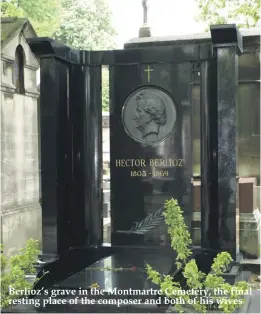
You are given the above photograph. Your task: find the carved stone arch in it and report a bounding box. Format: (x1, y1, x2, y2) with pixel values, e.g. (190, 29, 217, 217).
(14, 44, 26, 94)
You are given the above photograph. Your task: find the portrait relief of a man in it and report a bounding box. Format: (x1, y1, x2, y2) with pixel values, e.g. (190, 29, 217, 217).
(133, 92, 167, 141)
(122, 87, 176, 144)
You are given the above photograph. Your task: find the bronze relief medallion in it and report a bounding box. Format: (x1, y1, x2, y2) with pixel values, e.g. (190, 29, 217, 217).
(122, 87, 177, 144)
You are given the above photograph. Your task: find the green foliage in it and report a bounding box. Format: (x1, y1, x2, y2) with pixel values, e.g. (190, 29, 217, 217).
(163, 199, 192, 269)
(183, 259, 205, 289)
(0, 239, 40, 309)
(1, 1, 24, 18)
(211, 252, 233, 275)
(53, 0, 116, 50)
(102, 67, 109, 112)
(52, 0, 116, 111)
(146, 198, 250, 313)
(195, 0, 260, 29)
(1, 0, 62, 36)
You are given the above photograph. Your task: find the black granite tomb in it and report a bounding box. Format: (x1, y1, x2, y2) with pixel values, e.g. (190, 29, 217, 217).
(25, 24, 246, 313)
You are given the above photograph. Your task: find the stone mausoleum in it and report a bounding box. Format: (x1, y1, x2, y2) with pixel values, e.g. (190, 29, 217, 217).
(1, 17, 41, 256)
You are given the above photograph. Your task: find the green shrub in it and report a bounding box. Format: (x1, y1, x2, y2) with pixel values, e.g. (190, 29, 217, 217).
(146, 199, 249, 313)
(0, 239, 40, 308)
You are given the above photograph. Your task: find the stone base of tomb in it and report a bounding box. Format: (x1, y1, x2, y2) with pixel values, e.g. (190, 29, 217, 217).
(5, 247, 254, 313)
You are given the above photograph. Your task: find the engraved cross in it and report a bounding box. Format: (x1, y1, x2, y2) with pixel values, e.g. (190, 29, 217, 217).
(144, 65, 153, 82)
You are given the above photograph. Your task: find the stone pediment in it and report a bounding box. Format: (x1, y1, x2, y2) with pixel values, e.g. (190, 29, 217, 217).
(1, 17, 39, 69)
(1, 17, 37, 47)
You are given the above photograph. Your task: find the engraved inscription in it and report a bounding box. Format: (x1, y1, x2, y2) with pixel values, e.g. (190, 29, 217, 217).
(115, 158, 184, 177)
(122, 87, 177, 144)
(115, 158, 184, 167)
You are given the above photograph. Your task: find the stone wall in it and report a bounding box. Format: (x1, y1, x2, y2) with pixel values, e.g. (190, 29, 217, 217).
(191, 178, 260, 258)
(1, 35, 41, 256)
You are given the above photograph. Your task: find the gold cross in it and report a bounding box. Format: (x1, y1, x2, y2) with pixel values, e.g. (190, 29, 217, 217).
(144, 65, 153, 82)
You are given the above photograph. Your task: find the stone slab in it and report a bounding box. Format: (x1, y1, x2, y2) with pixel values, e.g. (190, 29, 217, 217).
(58, 247, 176, 291)
(103, 190, 110, 203)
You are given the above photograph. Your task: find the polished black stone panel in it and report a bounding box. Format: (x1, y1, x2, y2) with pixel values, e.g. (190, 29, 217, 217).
(69, 64, 87, 248)
(200, 59, 218, 250)
(69, 64, 103, 248)
(82, 65, 103, 246)
(39, 57, 71, 255)
(216, 47, 239, 256)
(110, 60, 193, 246)
(28, 37, 213, 65)
(59, 247, 176, 291)
(204, 25, 243, 258)
(29, 46, 103, 254)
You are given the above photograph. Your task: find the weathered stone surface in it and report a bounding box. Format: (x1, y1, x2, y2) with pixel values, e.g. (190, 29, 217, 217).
(1, 204, 42, 257)
(1, 18, 41, 255)
(240, 209, 261, 258)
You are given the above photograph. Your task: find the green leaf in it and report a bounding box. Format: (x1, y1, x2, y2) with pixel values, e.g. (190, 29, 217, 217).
(1, 239, 40, 308)
(1, 0, 62, 36)
(195, 0, 260, 29)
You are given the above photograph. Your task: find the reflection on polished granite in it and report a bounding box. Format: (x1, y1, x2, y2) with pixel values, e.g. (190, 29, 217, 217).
(58, 247, 176, 292)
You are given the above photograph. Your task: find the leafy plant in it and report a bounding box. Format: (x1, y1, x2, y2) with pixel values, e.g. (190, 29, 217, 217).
(1, 0, 62, 36)
(146, 199, 249, 313)
(0, 239, 40, 309)
(53, 0, 116, 51)
(102, 67, 110, 112)
(195, 0, 260, 29)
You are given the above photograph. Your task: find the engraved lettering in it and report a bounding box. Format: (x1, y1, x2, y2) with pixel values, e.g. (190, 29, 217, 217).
(116, 158, 184, 168)
(140, 159, 146, 167)
(149, 159, 184, 167)
(173, 159, 178, 166)
(116, 159, 146, 167)
(116, 159, 122, 167)
(160, 159, 165, 167)
(179, 159, 183, 166)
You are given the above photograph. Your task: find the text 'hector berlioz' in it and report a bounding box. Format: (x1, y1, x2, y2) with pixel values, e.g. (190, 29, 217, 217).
(115, 158, 184, 167)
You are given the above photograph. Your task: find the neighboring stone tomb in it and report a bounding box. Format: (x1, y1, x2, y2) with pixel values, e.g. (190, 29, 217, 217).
(1, 17, 41, 256)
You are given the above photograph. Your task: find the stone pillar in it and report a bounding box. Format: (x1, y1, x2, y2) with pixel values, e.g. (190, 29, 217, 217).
(82, 61, 103, 247)
(27, 42, 73, 256)
(239, 177, 260, 258)
(28, 39, 103, 254)
(203, 25, 243, 258)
